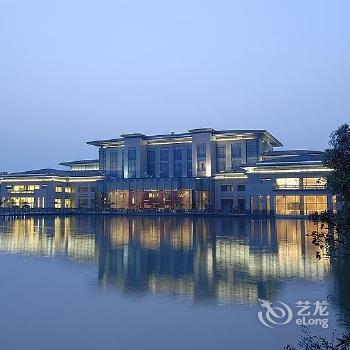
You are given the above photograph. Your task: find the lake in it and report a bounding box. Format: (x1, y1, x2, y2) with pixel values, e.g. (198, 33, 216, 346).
(0, 216, 347, 350)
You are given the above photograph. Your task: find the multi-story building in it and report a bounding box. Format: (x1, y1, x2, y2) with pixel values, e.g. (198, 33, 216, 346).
(0, 128, 335, 216)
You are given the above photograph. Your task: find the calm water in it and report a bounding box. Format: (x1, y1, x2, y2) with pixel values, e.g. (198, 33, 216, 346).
(0, 216, 348, 350)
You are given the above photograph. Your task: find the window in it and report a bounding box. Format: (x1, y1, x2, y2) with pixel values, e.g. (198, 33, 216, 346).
(10, 185, 40, 193)
(173, 147, 182, 161)
(197, 144, 206, 159)
(147, 148, 156, 177)
(55, 198, 62, 209)
(197, 161, 206, 172)
(55, 186, 63, 193)
(173, 147, 183, 177)
(275, 178, 300, 189)
(159, 147, 169, 178)
(174, 162, 182, 177)
(266, 195, 271, 214)
(250, 195, 254, 214)
(79, 187, 88, 193)
(197, 144, 206, 173)
(257, 195, 263, 213)
(110, 149, 119, 174)
(221, 185, 234, 192)
(160, 147, 169, 161)
(65, 199, 73, 208)
(99, 148, 107, 172)
(246, 139, 259, 164)
(216, 145, 226, 172)
(333, 195, 337, 214)
(237, 184, 245, 192)
(275, 195, 301, 215)
(304, 195, 327, 215)
(128, 147, 137, 178)
(303, 178, 327, 189)
(65, 187, 73, 193)
(187, 147, 192, 177)
(231, 143, 242, 169)
(160, 162, 169, 178)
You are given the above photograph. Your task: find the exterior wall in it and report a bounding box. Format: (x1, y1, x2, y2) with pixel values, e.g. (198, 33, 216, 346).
(214, 178, 247, 213)
(245, 171, 333, 216)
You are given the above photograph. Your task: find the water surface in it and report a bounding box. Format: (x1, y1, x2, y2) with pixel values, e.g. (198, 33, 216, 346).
(0, 216, 347, 350)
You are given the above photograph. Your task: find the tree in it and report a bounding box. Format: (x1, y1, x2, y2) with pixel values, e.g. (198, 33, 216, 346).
(324, 123, 350, 224)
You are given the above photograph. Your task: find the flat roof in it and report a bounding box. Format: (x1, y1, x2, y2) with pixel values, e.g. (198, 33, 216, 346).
(0, 168, 103, 179)
(87, 129, 283, 147)
(59, 159, 99, 166)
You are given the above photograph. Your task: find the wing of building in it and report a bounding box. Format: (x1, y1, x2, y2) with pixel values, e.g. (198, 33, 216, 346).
(0, 128, 336, 216)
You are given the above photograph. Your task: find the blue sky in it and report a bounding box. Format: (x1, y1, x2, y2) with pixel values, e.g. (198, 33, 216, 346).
(0, 0, 349, 171)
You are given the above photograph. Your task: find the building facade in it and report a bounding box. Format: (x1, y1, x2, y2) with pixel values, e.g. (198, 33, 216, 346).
(0, 128, 335, 216)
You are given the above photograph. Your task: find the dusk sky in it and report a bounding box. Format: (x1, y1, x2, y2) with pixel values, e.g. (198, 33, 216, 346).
(0, 0, 349, 172)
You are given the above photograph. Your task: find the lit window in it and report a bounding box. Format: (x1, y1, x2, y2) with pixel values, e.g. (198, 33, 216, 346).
(275, 178, 300, 189)
(275, 195, 301, 215)
(302, 178, 327, 189)
(304, 195, 327, 215)
(55, 186, 63, 193)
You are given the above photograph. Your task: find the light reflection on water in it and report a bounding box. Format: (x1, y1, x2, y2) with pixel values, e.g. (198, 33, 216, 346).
(0, 216, 330, 304)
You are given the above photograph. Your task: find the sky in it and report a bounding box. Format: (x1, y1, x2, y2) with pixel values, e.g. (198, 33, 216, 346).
(0, 0, 349, 172)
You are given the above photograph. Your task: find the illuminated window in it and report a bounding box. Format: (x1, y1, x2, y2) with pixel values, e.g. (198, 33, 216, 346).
(275, 195, 301, 215)
(10, 197, 35, 208)
(304, 195, 327, 215)
(275, 178, 300, 189)
(64, 199, 73, 208)
(55, 198, 62, 209)
(10, 185, 40, 193)
(250, 195, 254, 214)
(258, 195, 263, 213)
(55, 186, 63, 193)
(333, 195, 337, 214)
(65, 187, 73, 193)
(266, 195, 271, 214)
(302, 178, 327, 189)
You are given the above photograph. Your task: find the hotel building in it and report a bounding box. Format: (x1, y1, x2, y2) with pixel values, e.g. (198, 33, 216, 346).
(0, 128, 335, 216)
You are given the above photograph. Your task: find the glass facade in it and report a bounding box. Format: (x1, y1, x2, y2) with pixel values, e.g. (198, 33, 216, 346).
(231, 143, 242, 169)
(110, 149, 118, 174)
(275, 178, 300, 189)
(246, 139, 259, 164)
(275, 196, 301, 215)
(304, 195, 327, 215)
(187, 147, 192, 177)
(160, 147, 169, 178)
(147, 148, 156, 177)
(128, 147, 136, 178)
(197, 144, 206, 172)
(216, 145, 226, 172)
(173, 147, 182, 177)
(303, 178, 327, 189)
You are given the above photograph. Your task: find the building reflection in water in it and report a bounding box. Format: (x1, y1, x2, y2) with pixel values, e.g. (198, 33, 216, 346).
(0, 216, 329, 303)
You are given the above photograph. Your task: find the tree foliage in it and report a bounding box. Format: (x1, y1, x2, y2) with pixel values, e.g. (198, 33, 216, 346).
(324, 123, 350, 219)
